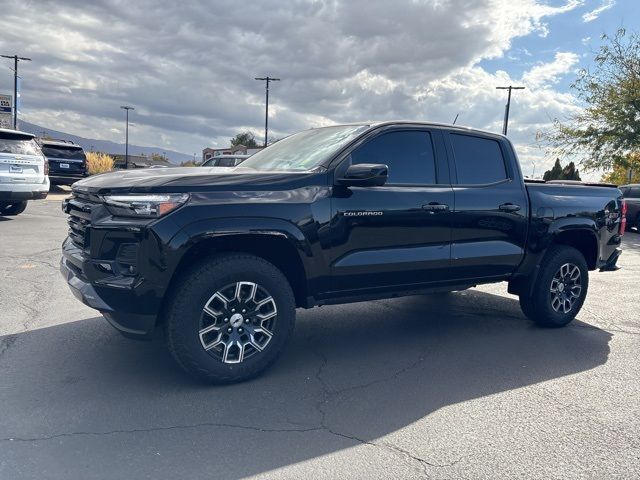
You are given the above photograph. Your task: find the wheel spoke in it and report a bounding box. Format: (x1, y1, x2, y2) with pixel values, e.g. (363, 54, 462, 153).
(200, 331, 223, 351)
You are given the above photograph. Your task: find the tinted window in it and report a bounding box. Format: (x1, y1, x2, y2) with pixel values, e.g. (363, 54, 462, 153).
(216, 158, 237, 167)
(0, 134, 41, 156)
(450, 134, 507, 184)
(41, 145, 85, 160)
(628, 187, 640, 198)
(350, 131, 436, 184)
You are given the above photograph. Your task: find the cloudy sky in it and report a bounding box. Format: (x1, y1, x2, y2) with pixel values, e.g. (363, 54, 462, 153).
(0, 0, 635, 175)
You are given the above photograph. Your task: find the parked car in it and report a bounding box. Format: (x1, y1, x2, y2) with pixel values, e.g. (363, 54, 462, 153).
(39, 139, 88, 186)
(202, 154, 249, 167)
(0, 128, 49, 216)
(61, 121, 625, 383)
(619, 184, 640, 232)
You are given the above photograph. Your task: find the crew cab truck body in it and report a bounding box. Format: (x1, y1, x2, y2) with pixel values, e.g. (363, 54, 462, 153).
(61, 122, 625, 382)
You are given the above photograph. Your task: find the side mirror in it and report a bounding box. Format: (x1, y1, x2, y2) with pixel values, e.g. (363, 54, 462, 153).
(337, 163, 388, 187)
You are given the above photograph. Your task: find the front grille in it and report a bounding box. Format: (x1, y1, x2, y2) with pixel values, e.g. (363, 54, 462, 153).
(66, 191, 99, 250)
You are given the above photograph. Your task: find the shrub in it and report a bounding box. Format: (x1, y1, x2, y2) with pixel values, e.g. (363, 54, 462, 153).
(86, 152, 114, 175)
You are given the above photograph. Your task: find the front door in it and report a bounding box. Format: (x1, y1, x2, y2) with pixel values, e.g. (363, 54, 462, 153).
(327, 128, 454, 294)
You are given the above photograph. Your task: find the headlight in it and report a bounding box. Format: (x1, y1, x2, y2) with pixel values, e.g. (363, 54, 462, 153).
(102, 193, 189, 218)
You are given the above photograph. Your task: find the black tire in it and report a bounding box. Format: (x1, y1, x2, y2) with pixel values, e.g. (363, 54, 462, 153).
(0, 201, 27, 216)
(519, 245, 589, 328)
(164, 253, 296, 383)
(634, 214, 640, 232)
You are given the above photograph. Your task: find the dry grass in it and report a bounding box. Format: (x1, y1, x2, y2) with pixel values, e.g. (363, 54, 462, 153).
(86, 152, 114, 175)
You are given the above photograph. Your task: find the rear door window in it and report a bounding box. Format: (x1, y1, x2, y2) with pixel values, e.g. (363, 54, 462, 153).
(449, 134, 508, 185)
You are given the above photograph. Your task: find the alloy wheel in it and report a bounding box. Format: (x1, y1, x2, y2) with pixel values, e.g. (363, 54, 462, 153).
(550, 263, 582, 314)
(199, 282, 277, 363)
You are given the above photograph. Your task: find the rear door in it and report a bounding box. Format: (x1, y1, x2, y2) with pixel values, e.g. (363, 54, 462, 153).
(327, 127, 454, 292)
(0, 132, 44, 185)
(445, 131, 528, 280)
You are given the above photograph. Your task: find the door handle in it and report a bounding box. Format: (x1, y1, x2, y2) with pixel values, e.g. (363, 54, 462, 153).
(422, 202, 450, 212)
(499, 203, 521, 212)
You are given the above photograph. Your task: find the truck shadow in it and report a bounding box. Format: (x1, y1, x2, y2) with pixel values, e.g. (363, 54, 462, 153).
(0, 290, 611, 478)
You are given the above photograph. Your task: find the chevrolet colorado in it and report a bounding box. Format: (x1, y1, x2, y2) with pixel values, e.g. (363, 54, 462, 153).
(61, 122, 625, 383)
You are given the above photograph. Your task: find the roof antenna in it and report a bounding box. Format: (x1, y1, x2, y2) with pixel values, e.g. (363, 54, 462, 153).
(452, 113, 460, 125)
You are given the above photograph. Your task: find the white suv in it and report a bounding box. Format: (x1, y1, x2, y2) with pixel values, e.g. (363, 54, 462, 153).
(0, 128, 49, 216)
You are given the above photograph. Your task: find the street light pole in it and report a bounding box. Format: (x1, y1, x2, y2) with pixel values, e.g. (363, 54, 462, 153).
(1, 54, 32, 129)
(496, 86, 525, 135)
(255, 76, 280, 146)
(120, 106, 134, 169)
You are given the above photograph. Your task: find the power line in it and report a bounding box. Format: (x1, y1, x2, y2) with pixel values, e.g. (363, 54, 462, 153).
(1, 54, 31, 129)
(254, 76, 280, 147)
(496, 86, 525, 135)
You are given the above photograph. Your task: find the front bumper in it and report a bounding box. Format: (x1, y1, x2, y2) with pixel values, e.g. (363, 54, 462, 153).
(60, 241, 158, 339)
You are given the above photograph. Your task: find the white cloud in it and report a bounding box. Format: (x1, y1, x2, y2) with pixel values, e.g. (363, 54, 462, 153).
(522, 52, 580, 87)
(582, 0, 615, 22)
(0, 0, 585, 177)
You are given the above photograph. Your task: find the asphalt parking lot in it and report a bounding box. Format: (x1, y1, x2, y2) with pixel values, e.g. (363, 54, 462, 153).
(1, 198, 639, 479)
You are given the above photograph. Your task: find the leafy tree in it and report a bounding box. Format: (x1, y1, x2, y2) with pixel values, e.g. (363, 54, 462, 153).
(601, 152, 640, 184)
(543, 28, 640, 172)
(543, 159, 581, 181)
(230, 132, 258, 148)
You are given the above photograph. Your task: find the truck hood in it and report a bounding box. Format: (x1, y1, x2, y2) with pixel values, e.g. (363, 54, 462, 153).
(72, 167, 324, 194)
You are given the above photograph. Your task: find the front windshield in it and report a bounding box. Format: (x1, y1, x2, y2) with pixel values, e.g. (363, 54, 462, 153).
(238, 124, 369, 171)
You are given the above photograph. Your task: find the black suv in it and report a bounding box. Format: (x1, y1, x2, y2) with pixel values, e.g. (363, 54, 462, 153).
(40, 139, 88, 186)
(620, 184, 640, 232)
(61, 122, 624, 383)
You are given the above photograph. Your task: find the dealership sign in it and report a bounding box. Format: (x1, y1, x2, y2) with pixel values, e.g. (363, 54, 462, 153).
(0, 94, 12, 129)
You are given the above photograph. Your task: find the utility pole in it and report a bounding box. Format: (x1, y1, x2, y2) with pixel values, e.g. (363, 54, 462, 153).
(1, 54, 31, 129)
(496, 86, 525, 135)
(120, 106, 134, 169)
(254, 76, 280, 146)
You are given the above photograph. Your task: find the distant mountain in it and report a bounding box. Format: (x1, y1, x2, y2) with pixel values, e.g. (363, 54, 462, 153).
(19, 121, 192, 165)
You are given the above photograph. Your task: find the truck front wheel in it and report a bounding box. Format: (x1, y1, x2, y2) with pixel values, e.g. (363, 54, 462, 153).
(519, 245, 589, 328)
(164, 253, 296, 383)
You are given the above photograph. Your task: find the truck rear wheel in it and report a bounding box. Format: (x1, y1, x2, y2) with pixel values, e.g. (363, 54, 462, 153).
(519, 245, 589, 328)
(164, 253, 296, 383)
(0, 201, 27, 216)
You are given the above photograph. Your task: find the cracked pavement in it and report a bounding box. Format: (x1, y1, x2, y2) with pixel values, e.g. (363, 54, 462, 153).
(1, 200, 639, 479)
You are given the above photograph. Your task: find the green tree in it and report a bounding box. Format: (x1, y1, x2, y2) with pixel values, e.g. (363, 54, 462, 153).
(543, 159, 581, 181)
(601, 152, 640, 184)
(543, 158, 563, 181)
(230, 132, 258, 148)
(543, 28, 640, 172)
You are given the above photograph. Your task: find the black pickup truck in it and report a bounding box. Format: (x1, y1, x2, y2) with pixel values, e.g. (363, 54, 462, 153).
(61, 122, 625, 383)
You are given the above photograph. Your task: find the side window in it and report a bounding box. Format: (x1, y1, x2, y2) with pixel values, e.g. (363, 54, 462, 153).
(631, 188, 640, 198)
(450, 134, 508, 185)
(350, 131, 436, 185)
